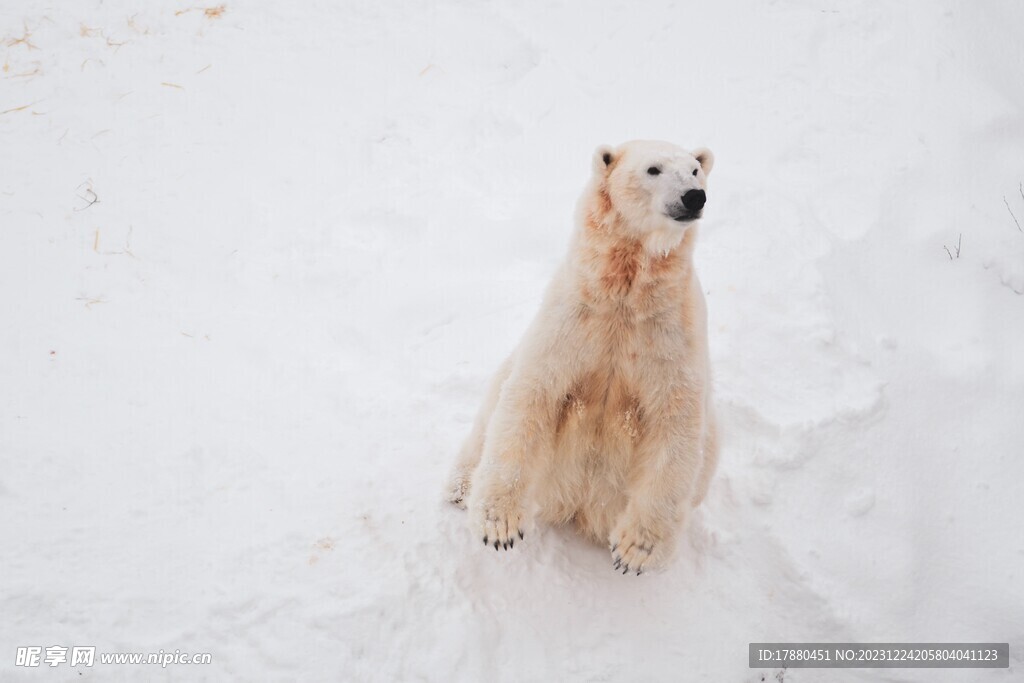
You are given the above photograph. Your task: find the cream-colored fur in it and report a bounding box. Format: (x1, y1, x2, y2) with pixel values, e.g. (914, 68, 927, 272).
(446, 140, 719, 574)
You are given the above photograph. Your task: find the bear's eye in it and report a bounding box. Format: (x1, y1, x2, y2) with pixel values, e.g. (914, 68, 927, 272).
(647, 166, 661, 176)
(692, 168, 698, 177)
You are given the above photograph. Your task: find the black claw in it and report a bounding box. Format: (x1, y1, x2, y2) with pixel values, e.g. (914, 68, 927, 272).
(613, 559, 621, 570)
(622, 566, 629, 575)
(518, 530, 524, 540)
(637, 569, 642, 576)
(611, 543, 618, 552)
(509, 539, 514, 549)
(493, 541, 499, 551)
(503, 542, 508, 550)
(483, 536, 488, 546)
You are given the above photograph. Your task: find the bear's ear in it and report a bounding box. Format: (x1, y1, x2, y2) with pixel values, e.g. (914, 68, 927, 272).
(693, 147, 714, 176)
(592, 144, 616, 175)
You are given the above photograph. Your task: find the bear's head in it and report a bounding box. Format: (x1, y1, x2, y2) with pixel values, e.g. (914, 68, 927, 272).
(586, 140, 714, 239)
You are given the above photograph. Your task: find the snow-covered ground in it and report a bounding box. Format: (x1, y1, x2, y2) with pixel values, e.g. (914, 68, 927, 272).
(2, 1, 1023, 681)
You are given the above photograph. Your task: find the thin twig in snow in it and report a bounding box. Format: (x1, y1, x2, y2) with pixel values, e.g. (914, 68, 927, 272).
(127, 15, 150, 35)
(5, 26, 39, 50)
(74, 182, 99, 211)
(75, 296, 107, 309)
(1, 101, 40, 114)
(96, 225, 136, 258)
(175, 5, 226, 19)
(1005, 196, 1022, 232)
(943, 234, 961, 260)
(12, 64, 41, 79)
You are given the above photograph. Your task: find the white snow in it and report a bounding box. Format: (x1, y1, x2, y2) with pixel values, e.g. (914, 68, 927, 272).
(2, 1, 1023, 681)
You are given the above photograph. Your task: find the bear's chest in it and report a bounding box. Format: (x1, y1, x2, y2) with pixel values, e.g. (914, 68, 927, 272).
(554, 360, 643, 448)
(577, 284, 689, 368)
(556, 309, 687, 445)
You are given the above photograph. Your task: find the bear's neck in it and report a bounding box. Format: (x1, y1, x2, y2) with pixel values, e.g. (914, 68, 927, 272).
(570, 211, 698, 304)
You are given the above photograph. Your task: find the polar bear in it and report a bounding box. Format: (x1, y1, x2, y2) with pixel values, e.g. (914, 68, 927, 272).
(446, 140, 719, 575)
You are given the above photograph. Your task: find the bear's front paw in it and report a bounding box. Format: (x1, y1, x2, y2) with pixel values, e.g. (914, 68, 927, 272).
(609, 520, 663, 575)
(473, 497, 527, 551)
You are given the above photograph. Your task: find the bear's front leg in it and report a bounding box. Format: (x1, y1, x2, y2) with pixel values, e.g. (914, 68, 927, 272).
(609, 423, 704, 574)
(609, 503, 678, 575)
(475, 483, 527, 551)
(466, 380, 552, 551)
(468, 445, 531, 552)
(445, 354, 516, 509)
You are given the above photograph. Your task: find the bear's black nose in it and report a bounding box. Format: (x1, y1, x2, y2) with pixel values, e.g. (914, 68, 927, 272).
(682, 189, 706, 211)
